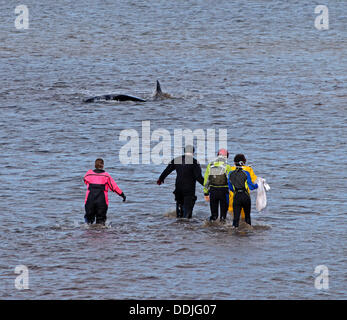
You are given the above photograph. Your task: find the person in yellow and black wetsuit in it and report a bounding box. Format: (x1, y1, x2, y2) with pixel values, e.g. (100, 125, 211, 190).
(228, 154, 258, 228)
(203, 149, 232, 223)
(228, 154, 258, 221)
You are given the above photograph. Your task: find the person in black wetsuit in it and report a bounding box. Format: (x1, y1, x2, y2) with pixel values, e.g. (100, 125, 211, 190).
(157, 145, 204, 218)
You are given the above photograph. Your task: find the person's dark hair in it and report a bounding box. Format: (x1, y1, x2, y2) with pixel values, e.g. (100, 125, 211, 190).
(95, 158, 104, 169)
(234, 154, 246, 166)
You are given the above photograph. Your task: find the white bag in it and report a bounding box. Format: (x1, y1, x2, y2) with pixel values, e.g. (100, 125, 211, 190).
(255, 177, 270, 212)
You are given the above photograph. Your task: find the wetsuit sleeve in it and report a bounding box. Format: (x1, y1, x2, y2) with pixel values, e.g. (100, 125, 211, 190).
(194, 162, 204, 186)
(245, 170, 258, 190)
(107, 175, 123, 195)
(203, 164, 210, 195)
(228, 171, 234, 192)
(83, 171, 91, 185)
(158, 160, 175, 182)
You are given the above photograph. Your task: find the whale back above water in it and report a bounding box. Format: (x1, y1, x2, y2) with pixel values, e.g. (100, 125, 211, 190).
(84, 80, 167, 103)
(84, 94, 146, 103)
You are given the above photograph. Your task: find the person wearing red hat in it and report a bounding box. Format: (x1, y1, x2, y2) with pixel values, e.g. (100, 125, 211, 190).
(203, 149, 232, 222)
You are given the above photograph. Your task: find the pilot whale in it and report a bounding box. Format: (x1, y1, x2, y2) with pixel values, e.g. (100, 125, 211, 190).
(84, 93, 146, 103)
(83, 80, 167, 103)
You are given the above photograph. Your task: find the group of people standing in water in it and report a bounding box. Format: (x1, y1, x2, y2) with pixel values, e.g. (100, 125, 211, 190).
(83, 146, 258, 228)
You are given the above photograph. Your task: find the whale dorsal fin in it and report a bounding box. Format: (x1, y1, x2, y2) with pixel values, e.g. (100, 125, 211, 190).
(156, 80, 162, 94)
(153, 80, 172, 100)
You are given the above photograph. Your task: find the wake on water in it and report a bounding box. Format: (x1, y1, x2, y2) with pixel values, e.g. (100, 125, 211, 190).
(51, 220, 115, 231)
(82, 222, 114, 229)
(51, 211, 270, 234)
(164, 210, 271, 233)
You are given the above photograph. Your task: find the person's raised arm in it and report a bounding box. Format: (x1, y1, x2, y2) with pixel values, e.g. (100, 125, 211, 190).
(157, 160, 175, 185)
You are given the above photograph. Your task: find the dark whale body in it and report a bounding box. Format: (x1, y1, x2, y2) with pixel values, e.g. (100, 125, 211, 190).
(83, 80, 167, 103)
(84, 94, 146, 103)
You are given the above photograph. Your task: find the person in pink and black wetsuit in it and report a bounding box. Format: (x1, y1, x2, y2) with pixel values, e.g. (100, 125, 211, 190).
(83, 158, 126, 225)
